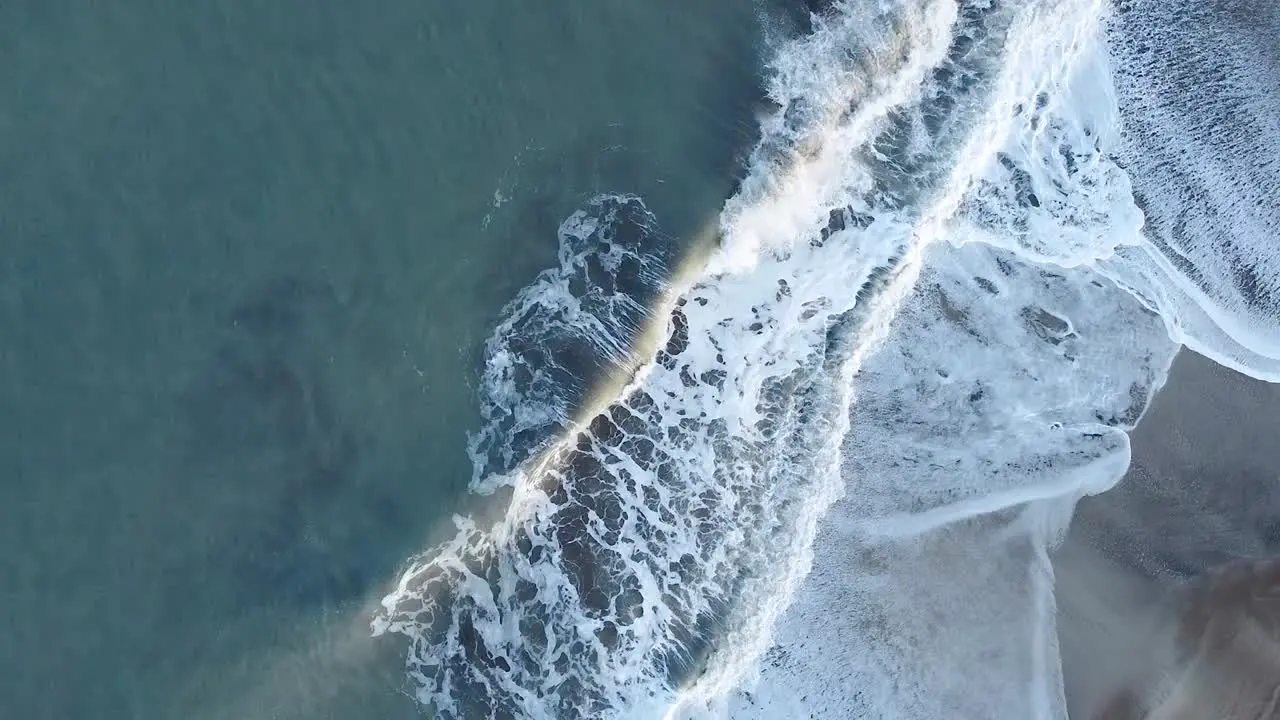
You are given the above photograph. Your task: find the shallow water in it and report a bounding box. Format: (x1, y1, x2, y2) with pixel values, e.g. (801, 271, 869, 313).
(0, 2, 766, 717)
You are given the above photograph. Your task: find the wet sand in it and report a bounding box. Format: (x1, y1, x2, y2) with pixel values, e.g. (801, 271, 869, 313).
(1056, 349, 1280, 718)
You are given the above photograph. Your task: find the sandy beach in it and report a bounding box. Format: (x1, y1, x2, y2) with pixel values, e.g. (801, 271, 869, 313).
(1056, 349, 1280, 718)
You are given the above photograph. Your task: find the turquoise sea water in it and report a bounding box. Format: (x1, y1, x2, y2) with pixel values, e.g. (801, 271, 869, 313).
(0, 2, 768, 717)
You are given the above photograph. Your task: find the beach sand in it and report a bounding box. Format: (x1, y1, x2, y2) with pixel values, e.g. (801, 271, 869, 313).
(1056, 349, 1280, 718)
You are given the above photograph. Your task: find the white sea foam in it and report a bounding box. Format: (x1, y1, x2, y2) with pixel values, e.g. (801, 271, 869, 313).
(729, 0, 1275, 716)
(1101, 0, 1280, 376)
(374, 0, 1280, 717)
(466, 195, 674, 488)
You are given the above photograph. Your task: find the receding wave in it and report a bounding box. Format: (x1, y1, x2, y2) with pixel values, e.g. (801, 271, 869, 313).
(372, 0, 1280, 717)
(1104, 0, 1280, 376)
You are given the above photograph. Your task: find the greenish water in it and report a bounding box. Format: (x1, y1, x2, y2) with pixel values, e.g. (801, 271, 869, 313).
(0, 2, 767, 717)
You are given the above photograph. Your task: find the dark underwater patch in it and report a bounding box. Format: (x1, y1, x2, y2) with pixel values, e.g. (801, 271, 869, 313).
(179, 275, 408, 612)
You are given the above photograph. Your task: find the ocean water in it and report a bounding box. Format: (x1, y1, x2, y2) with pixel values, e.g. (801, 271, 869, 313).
(367, 0, 1280, 719)
(3, 1, 1277, 720)
(0, 1, 764, 718)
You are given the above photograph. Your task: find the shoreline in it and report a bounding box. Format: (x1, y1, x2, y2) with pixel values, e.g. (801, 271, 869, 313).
(1056, 347, 1280, 717)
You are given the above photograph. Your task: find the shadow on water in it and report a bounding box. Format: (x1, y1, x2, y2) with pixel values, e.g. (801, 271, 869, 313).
(178, 276, 409, 614)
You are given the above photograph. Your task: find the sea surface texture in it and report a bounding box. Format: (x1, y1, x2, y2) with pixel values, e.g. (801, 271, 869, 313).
(0, 2, 763, 718)
(2, 0, 1276, 718)
(371, 0, 1280, 718)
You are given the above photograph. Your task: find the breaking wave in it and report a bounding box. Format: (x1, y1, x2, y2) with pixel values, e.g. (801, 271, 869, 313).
(372, 0, 1280, 717)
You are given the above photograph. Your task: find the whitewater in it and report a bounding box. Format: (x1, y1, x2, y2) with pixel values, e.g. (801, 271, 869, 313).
(372, 0, 1280, 718)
